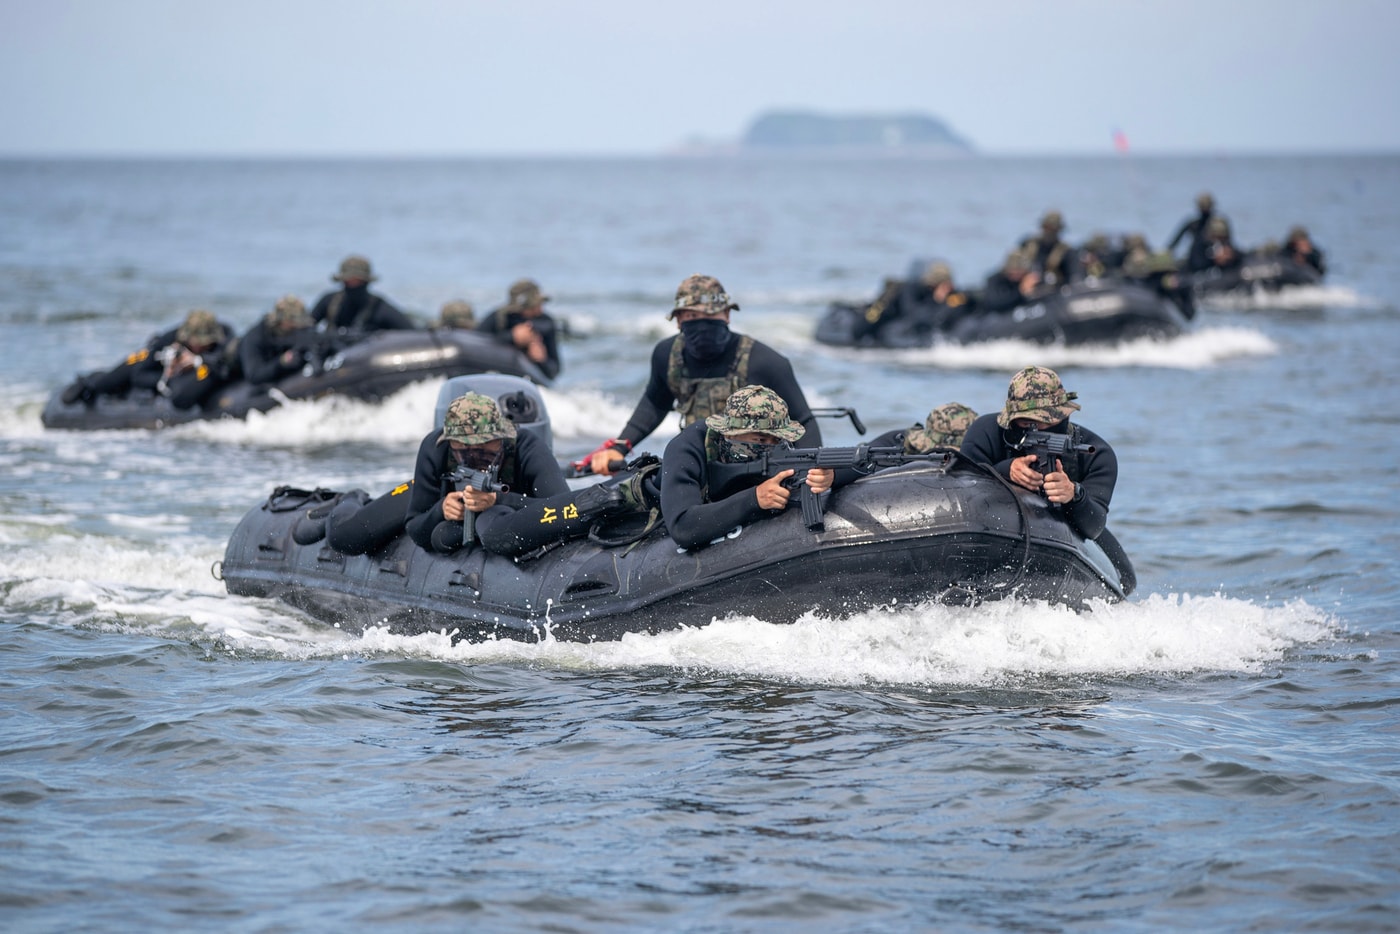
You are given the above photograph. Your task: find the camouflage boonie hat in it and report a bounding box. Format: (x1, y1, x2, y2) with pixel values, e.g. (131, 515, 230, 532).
(1083, 234, 1110, 255)
(266, 294, 311, 332)
(176, 309, 222, 347)
(1286, 225, 1309, 243)
(1196, 191, 1215, 212)
(998, 366, 1080, 429)
(905, 402, 978, 453)
(332, 255, 376, 283)
(704, 385, 804, 442)
(1122, 232, 1148, 252)
(1041, 210, 1065, 231)
(920, 261, 953, 288)
(437, 392, 518, 446)
(669, 273, 739, 320)
(505, 279, 548, 312)
(439, 299, 476, 328)
(1205, 217, 1231, 239)
(1003, 249, 1032, 276)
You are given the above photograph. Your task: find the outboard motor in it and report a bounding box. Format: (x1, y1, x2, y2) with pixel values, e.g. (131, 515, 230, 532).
(434, 374, 553, 451)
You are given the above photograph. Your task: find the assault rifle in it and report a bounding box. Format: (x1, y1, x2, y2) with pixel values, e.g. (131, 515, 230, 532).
(451, 462, 510, 546)
(707, 443, 950, 532)
(1009, 429, 1095, 476)
(288, 329, 346, 375)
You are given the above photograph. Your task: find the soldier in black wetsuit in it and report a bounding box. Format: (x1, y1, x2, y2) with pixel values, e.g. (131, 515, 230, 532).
(477, 279, 562, 381)
(1167, 191, 1219, 263)
(404, 392, 629, 557)
(1280, 225, 1326, 276)
(660, 386, 845, 551)
(1193, 217, 1244, 274)
(238, 295, 322, 388)
(309, 255, 416, 336)
(60, 308, 239, 409)
(959, 366, 1116, 542)
(1019, 210, 1081, 286)
(587, 273, 822, 476)
(981, 250, 1046, 314)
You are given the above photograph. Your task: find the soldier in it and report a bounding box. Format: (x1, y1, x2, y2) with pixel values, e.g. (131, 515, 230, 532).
(1280, 225, 1326, 276)
(437, 299, 477, 329)
(1168, 192, 1221, 267)
(959, 366, 1117, 542)
(1019, 210, 1081, 285)
(870, 402, 979, 453)
(477, 279, 561, 380)
(60, 308, 239, 409)
(660, 386, 845, 551)
(1194, 216, 1243, 274)
(980, 249, 1045, 314)
(404, 392, 634, 557)
(238, 295, 320, 389)
(585, 273, 822, 476)
(309, 255, 416, 335)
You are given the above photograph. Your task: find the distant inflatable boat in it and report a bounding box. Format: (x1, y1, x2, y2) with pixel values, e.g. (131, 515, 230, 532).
(41, 328, 552, 431)
(1191, 253, 1323, 300)
(816, 279, 1189, 349)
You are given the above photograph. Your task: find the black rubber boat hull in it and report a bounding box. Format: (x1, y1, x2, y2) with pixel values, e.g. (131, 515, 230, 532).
(1191, 256, 1323, 298)
(41, 329, 551, 431)
(219, 460, 1132, 644)
(815, 280, 1187, 349)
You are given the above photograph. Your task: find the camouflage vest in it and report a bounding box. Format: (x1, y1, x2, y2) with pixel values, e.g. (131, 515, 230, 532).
(666, 333, 754, 427)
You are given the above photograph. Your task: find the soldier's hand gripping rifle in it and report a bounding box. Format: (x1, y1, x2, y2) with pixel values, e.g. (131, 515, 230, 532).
(707, 443, 951, 532)
(1009, 429, 1095, 477)
(450, 463, 510, 547)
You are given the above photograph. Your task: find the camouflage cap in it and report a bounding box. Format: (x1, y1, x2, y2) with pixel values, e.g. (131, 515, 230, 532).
(1041, 210, 1065, 231)
(997, 366, 1081, 429)
(1196, 191, 1215, 212)
(1286, 225, 1309, 243)
(437, 391, 518, 446)
(1205, 216, 1231, 239)
(332, 255, 376, 283)
(704, 385, 805, 442)
(505, 278, 548, 312)
(1003, 249, 1032, 276)
(266, 294, 311, 332)
(669, 273, 739, 320)
(920, 261, 953, 288)
(439, 299, 476, 328)
(1122, 232, 1148, 252)
(1083, 234, 1110, 255)
(176, 309, 223, 347)
(904, 402, 978, 453)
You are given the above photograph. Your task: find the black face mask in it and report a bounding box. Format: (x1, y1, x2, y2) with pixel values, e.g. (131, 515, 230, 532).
(718, 438, 770, 464)
(680, 318, 731, 362)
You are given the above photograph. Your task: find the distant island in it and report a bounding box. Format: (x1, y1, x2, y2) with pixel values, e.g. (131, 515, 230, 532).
(671, 110, 974, 155)
(744, 110, 973, 151)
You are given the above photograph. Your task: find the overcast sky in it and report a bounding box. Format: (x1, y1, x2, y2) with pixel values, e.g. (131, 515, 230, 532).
(3, 0, 1397, 157)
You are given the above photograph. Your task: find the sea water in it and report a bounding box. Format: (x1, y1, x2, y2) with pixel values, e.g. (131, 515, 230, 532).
(1, 155, 1397, 931)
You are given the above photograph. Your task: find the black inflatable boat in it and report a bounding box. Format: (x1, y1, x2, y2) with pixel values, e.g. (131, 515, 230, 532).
(1190, 253, 1324, 300)
(816, 279, 1188, 349)
(217, 379, 1134, 644)
(42, 328, 551, 431)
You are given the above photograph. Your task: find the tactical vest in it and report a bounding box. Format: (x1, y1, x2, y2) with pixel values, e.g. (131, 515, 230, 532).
(666, 334, 754, 427)
(324, 291, 379, 331)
